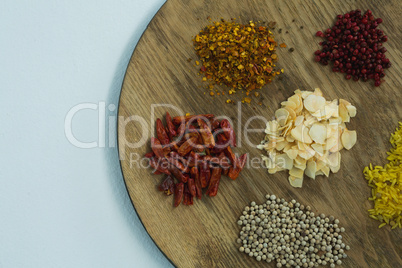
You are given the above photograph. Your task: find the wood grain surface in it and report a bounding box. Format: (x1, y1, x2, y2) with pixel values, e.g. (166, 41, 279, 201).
(118, 0, 402, 267)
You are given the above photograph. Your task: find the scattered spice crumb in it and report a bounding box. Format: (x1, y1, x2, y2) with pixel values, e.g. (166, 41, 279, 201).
(187, 58, 192, 62)
(289, 48, 295, 52)
(286, 30, 289, 33)
(300, 26, 304, 29)
(268, 21, 276, 28)
(279, 43, 287, 48)
(278, 28, 282, 33)
(243, 97, 251, 103)
(292, 19, 295, 22)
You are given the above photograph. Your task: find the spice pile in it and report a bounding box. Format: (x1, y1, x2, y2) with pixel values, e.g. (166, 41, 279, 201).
(363, 122, 402, 229)
(258, 88, 357, 187)
(193, 19, 283, 95)
(145, 112, 247, 207)
(314, 9, 391, 86)
(237, 195, 350, 266)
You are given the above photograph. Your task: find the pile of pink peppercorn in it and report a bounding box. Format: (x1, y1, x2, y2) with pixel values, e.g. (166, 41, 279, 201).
(314, 9, 391, 87)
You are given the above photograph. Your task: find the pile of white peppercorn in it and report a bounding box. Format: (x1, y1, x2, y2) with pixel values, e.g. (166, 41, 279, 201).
(236, 194, 350, 267)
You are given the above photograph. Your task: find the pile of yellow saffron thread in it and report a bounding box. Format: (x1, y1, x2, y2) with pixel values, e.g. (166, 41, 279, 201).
(363, 122, 402, 229)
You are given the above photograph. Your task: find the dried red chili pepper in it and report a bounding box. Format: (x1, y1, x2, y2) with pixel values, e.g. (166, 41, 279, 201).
(169, 151, 189, 168)
(149, 158, 171, 175)
(164, 141, 179, 151)
(162, 145, 171, 156)
(151, 137, 165, 158)
(158, 176, 175, 195)
(238, 153, 248, 168)
(177, 136, 198, 156)
(193, 133, 206, 153)
(206, 167, 222, 197)
(182, 184, 194, 205)
(206, 179, 220, 197)
(205, 167, 211, 187)
(153, 170, 162, 175)
(228, 153, 248, 180)
(172, 114, 214, 125)
(202, 154, 230, 169)
(187, 124, 200, 135)
(169, 164, 188, 183)
(187, 151, 201, 167)
(156, 119, 170, 145)
(215, 132, 229, 144)
(220, 119, 236, 147)
(190, 167, 202, 199)
(217, 152, 231, 169)
(165, 112, 177, 138)
(187, 193, 194, 205)
(182, 185, 189, 205)
(202, 155, 218, 165)
(212, 133, 229, 153)
(199, 163, 211, 188)
(176, 122, 186, 138)
(174, 182, 184, 207)
(185, 117, 199, 130)
(224, 146, 236, 164)
(209, 118, 221, 130)
(144, 151, 155, 158)
(165, 127, 172, 141)
(197, 118, 215, 148)
(193, 144, 205, 154)
(167, 155, 189, 173)
(187, 178, 196, 197)
(184, 132, 199, 140)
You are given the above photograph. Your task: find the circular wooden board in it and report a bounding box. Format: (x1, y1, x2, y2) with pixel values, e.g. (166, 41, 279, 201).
(118, 0, 402, 267)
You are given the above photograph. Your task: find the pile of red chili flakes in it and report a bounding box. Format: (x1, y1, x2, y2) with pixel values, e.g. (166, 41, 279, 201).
(193, 19, 283, 95)
(145, 112, 247, 207)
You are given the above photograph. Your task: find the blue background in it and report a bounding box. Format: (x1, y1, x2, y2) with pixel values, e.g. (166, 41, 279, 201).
(0, 0, 173, 267)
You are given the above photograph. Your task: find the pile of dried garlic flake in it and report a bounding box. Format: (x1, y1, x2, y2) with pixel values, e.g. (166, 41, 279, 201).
(258, 88, 357, 187)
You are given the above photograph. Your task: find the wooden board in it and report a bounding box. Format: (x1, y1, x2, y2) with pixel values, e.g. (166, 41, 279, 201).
(118, 0, 402, 267)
